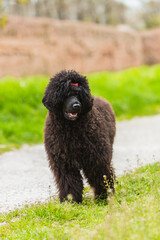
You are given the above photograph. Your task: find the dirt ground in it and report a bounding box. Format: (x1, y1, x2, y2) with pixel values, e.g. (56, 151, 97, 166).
(0, 114, 160, 213)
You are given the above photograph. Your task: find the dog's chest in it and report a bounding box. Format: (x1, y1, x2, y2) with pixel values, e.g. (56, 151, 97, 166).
(61, 126, 90, 163)
(64, 128, 88, 151)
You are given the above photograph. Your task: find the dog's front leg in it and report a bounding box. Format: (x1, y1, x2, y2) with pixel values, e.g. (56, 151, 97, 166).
(53, 163, 83, 203)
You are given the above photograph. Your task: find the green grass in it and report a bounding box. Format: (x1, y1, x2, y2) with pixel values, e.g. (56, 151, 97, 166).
(88, 65, 160, 119)
(1, 65, 160, 153)
(0, 162, 159, 240)
(0, 76, 48, 153)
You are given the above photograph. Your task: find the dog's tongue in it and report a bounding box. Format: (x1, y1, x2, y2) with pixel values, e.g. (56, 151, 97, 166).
(69, 113, 77, 117)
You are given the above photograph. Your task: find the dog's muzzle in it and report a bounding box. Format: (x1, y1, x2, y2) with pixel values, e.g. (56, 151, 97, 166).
(63, 96, 81, 121)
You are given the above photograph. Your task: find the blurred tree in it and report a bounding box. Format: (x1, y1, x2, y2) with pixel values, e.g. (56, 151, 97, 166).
(141, 0, 160, 28)
(0, 0, 8, 27)
(54, 0, 69, 19)
(1, 0, 128, 26)
(84, 0, 100, 23)
(69, 0, 127, 24)
(72, 0, 86, 21)
(17, 0, 29, 3)
(103, 0, 127, 25)
(11, 0, 31, 16)
(35, 0, 54, 17)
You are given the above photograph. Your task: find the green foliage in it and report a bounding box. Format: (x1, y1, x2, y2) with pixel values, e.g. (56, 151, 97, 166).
(145, 15, 160, 29)
(0, 162, 159, 239)
(0, 0, 7, 28)
(0, 76, 48, 153)
(140, 0, 160, 29)
(17, 0, 29, 3)
(0, 16, 7, 27)
(88, 65, 160, 119)
(1, 65, 160, 153)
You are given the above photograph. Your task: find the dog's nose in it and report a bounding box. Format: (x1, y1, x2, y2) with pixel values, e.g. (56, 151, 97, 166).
(73, 103, 81, 110)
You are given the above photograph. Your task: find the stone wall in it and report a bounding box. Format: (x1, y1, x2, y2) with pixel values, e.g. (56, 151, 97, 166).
(0, 16, 159, 77)
(141, 28, 160, 65)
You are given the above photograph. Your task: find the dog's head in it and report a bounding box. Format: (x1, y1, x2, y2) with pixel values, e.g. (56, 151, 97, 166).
(42, 70, 93, 121)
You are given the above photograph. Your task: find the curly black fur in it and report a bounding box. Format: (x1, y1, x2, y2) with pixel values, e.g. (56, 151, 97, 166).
(42, 70, 116, 203)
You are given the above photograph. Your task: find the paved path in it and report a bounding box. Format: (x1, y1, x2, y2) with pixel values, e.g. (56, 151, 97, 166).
(0, 115, 160, 213)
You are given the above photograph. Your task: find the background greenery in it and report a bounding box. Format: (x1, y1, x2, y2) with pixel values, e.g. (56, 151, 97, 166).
(0, 65, 160, 153)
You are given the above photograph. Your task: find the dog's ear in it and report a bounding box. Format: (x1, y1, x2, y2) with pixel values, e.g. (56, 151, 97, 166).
(42, 75, 70, 112)
(42, 83, 56, 112)
(80, 87, 93, 113)
(42, 94, 54, 112)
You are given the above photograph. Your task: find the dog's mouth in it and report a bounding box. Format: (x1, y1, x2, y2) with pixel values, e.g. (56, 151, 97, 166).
(64, 112, 79, 121)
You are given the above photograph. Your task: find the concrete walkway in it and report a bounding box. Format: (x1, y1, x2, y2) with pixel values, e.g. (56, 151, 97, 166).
(0, 115, 160, 213)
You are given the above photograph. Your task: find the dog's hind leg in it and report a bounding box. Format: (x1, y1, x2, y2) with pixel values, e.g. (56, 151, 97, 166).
(83, 164, 115, 201)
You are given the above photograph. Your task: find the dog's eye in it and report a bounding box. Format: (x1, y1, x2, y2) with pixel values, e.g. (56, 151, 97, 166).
(70, 83, 78, 87)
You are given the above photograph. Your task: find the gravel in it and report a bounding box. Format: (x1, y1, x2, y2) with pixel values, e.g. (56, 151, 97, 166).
(0, 115, 160, 213)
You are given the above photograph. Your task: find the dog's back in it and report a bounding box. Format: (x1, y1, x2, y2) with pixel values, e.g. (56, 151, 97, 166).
(93, 97, 116, 145)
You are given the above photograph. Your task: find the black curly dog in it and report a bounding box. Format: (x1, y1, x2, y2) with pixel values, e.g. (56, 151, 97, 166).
(42, 70, 116, 203)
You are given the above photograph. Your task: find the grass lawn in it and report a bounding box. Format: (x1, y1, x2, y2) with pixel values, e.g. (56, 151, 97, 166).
(1, 64, 160, 153)
(0, 162, 159, 240)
